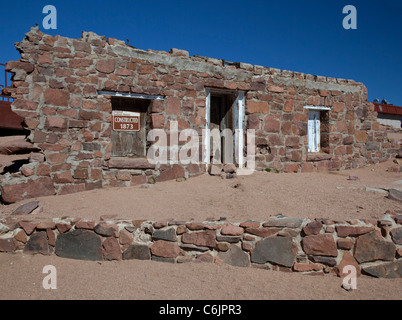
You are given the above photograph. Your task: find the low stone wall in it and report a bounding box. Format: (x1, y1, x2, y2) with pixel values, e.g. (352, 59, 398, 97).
(1, 213, 401, 279)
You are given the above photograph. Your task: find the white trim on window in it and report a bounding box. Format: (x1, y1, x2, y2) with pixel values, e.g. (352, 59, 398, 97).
(303, 105, 331, 111)
(98, 90, 165, 100)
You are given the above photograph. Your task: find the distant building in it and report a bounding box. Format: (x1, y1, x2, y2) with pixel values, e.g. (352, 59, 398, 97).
(373, 102, 402, 129)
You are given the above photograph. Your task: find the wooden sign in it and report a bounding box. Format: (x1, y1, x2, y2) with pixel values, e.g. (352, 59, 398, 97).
(112, 111, 140, 131)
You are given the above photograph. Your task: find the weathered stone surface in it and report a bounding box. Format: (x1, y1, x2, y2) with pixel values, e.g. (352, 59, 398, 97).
(209, 164, 222, 176)
(0, 138, 40, 155)
(309, 255, 337, 267)
(221, 224, 244, 236)
(75, 220, 95, 230)
(246, 100, 269, 114)
(11, 201, 39, 215)
(46, 229, 56, 246)
(185, 222, 209, 230)
(293, 263, 323, 272)
(245, 227, 280, 238)
(388, 189, 402, 202)
(223, 164, 236, 174)
(0, 238, 16, 252)
(337, 238, 354, 250)
(23, 231, 53, 255)
(153, 219, 171, 229)
(251, 237, 296, 267)
(263, 217, 304, 228)
(302, 220, 322, 235)
(152, 228, 177, 242)
(362, 260, 402, 279)
(94, 222, 119, 237)
(335, 251, 361, 277)
(108, 157, 155, 169)
(56, 222, 72, 233)
(19, 221, 37, 235)
(96, 59, 116, 74)
(181, 230, 216, 247)
(335, 225, 375, 237)
(354, 231, 396, 263)
(36, 220, 56, 230)
(0, 223, 9, 234)
(218, 244, 250, 267)
(55, 229, 103, 261)
(390, 227, 402, 245)
(122, 243, 151, 260)
(194, 252, 214, 263)
(302, 234, 338, 257)
(180, 243, 209, 252)
(119, 228, 134, 245)
(102, 237, 122, 260)
(44, 88, 69, 106)
(239, 221, 260, 228)
(14, 229, 27, 243)
(150, 240, 182, 258)
(215, 235, 241, 243)
(0, 177, 56, 204)
(215, 242, 231, 252)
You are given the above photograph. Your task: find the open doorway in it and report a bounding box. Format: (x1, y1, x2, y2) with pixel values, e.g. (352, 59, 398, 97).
(204, 89, 245, 169)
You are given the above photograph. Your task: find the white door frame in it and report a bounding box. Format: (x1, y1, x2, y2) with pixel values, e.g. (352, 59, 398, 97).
(203, 89, 245, 169)
(304, 105, 331, 153)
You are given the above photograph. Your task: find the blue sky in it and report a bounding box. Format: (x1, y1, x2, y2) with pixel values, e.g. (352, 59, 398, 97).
(1, 0, 401, 105)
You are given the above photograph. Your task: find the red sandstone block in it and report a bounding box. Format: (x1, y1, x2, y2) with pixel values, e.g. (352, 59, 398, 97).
(301, 162, 314, 173)
(58, 184, 86, 196)
(5, 61, 34, 73)
(95, 59, 116, 73)
(138, 64, 154, 74)
(44, 88, 69, 107)
(246, 100, 269, 114)
(0, 177, 55, 204)
(46, 153, 68, 165)
(12, 99, 38, 111)
(166, 97, 181, 115)
(69, 59, 92, 68)
(267, 85, 284, 93)
(284, 163, 299, 173)
(45, 117, 67, 130)
(293, 263, 323, 272)
(151, 114, 165, 129)
(263, 117, 280, 132)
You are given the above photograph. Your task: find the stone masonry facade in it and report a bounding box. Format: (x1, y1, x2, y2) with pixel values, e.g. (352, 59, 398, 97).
(0, 26, 399, 203)
(1, 211, 401, 278)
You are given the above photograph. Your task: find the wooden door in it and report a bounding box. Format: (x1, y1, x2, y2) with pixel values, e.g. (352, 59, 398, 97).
(111, 97, 150, 157)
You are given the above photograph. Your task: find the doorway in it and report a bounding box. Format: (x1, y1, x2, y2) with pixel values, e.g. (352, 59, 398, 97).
(204, 89, 245, 168)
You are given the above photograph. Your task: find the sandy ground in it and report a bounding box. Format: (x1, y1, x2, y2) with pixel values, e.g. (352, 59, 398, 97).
(1, 158, 401, 222)
(0, 253, 401, 300)
(1, 144, 402, 300)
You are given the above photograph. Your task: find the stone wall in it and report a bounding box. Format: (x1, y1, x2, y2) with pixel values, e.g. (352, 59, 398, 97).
(0, 211, 401, 279)
(0, 26, 399, 203)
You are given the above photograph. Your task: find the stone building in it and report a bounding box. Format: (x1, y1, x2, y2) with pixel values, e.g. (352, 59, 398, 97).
(0, 26, 398, 203)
